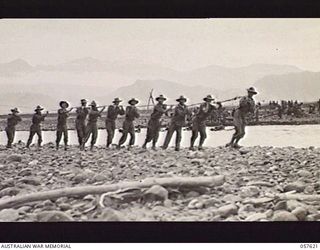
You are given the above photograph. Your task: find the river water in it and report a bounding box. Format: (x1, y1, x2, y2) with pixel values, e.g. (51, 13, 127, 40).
(0, 124, 319, 148)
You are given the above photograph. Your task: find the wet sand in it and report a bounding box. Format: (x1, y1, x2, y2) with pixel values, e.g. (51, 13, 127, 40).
(0, 144, 320, 221)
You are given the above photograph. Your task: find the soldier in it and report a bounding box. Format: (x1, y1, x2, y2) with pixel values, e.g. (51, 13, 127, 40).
(81, 101, 105, 151)
(26, 105, 49, 148)
(56, 101, 73, 150)
(5, 108, 22, 148)
(162, 95, 191, 151)
(105, 97, 125, 148)
(189, 95, 215, 151)
(142, 94, 168, 150)
(226, 87, 257, 149)
(117, 98, 140, 149)
(75, 99, 89, 147)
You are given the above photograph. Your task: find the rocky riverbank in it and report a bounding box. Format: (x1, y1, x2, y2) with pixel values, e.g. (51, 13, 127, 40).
(0, 144, 320, 221)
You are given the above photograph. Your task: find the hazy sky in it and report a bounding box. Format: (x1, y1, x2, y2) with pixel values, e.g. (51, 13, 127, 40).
(1, 19, 320, 71)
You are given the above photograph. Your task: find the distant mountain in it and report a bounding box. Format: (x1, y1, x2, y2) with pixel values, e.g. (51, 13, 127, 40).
(0, 92, 56, 114)
(177, 63, 302, 90)
(0, 59, 34, 76)
(254, 71, 320, 102)
(97, 79, 243, 106)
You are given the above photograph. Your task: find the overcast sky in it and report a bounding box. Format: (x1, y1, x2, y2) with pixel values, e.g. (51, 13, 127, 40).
(1, 19, 320, 71)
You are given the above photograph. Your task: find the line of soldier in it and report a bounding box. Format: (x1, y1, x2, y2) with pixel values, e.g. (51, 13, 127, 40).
(4, 87, 258, 151)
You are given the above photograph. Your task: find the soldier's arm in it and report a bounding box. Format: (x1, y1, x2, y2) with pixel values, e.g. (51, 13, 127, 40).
(118, 106, 125, 115)
(99, 106, 106, 114)
(134, 108, 140, 118)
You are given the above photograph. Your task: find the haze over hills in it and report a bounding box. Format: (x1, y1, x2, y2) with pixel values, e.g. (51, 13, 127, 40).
(254, 71, 320, 102)
(0, 57, 319, 113)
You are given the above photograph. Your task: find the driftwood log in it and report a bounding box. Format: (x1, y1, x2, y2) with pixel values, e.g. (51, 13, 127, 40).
(0, 176, 225, 210)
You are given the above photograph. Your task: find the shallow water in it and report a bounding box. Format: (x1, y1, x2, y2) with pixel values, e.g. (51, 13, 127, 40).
(1, 124, 320, 148)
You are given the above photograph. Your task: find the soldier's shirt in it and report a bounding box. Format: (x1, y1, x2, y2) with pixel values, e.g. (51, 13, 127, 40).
(76, 107, 89, 122)
(150, 103, 167, 120)
(125, 106, 140, 122)
(7, 114, 22, 128)
(238, 96, 255, 116)
(195, 103, 215, 122)
(171, 104, 190, 127)
(57, 109, 69, 126)
(106, 105, 125, 121)
(30, 113, 46, 131)
(88, 110, 101, 123)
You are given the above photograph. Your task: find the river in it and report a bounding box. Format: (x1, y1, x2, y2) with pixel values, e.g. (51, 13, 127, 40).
(0, 124, 319, 148)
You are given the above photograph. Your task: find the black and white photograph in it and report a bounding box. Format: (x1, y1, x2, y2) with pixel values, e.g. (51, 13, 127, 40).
(0, 18, 320, 227)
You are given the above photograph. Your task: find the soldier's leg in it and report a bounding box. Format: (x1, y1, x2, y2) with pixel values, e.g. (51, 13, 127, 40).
(63, 128, 68, 149)
(175, 126, 182, 151)
(118, 122, 129, 147)
(198, 124, 207, 149)
(152, 124, 161, 149)
(162, 124, 175, 149)
(227, 111, 240, 147)
(37, 130, 43, 147)
(6, 128, 13, 148)
(106, 122, 114, 147)
(90, 125, 98, 150)
(143, 123, 154, 148)
(128, 123, 135, 146)
(234, 122, 245, 147)
(26, 130, 36, 148)
(190, 123, 199, 149)
(56, 130, 62, 149)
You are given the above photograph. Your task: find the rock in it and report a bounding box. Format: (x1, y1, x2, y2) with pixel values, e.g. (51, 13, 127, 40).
(191, 158, 206, 165)
(163, 199, 173, 208)
(239, 186, 260, 198)
(238, 204, 256, 218)
(83, 194, 95, 201)
(274, 201, 287, 211)
(17, 206, 32, 214)
(100, 208, 127, 221)
(0, 209, 19, 221)
(217, 204, 238, 218)
(36, 211, 74, 222)
(284, 182, 306, 193)
(245, 213, 267, 221)
(203, 197, 221, 208)
(28, 160, 39, 167)
(287, 200, 306, 211)
(188, 199, 204, 209)
(222, 194, 242, 203)
(6, 154, 23, 163)
(185, 191, 200, 198)
(0, 187, 20, 197)
(297, 170, 312, 178)
(239, 148, 250, 155)
(292, 207, 308, 221)
(272, 211, 298, 221)
(20, 177, 41, 186)
(143, 185, 168, 202)
(90, 173, 108, 183)
(58, 203, 72, 211)
(304, 185, 315, 194)
(18, 168, 33, 177)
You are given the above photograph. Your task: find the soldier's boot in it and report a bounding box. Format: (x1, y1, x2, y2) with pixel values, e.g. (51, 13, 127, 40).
(56, 143, 59, 150)
(175, 145, 180, 151)
(151, 141, 157, 150)
(198, 145, 204, 151)
(64, 145, 68, 151)
(142, 141, 147, 149)
(90, 144, 94, 151)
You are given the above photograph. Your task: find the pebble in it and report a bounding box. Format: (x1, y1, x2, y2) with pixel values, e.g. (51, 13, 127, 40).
(239, 186, 260, 198)
(245, 213, 267, 221)
(0, 187, 20, 197)
(19, 177, 41, 186)
(284, 182, 306, 193)
(18, 168, 33, 177)
(185, 191, 200, 198)
(292, 207, 308, 221)
(36, 211, 74, 222)
(28, 160, 39, 167)
(274, 201, 287, 211)
(217, 204, 238, 218)
(297, 170, 313, 178)
(6, 154, 23, 163)
(143, 185, 169, 202)
(0, 209, 19, 221)
(272, 211, 298, 221)
(100, 208, 127, 221)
